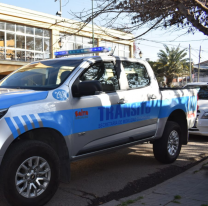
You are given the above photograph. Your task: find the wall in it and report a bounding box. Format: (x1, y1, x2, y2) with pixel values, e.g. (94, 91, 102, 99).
(0, 3, 134, 75)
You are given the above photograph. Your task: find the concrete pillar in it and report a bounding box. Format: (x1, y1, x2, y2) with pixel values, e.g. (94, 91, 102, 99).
(52, 29, 60, 59)
(130, 43, 134, 58)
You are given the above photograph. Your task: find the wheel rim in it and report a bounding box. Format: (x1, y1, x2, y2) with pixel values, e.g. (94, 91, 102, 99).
(167, 130, 179, 156)
(15, 156, 51, 198)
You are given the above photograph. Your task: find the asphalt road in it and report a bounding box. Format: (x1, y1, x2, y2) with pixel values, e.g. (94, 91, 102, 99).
(46, 135, 208, 206)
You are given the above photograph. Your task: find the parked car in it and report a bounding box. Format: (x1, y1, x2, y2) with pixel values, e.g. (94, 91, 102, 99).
(0, 47, 198, 206)
(184, 82, 208, 136)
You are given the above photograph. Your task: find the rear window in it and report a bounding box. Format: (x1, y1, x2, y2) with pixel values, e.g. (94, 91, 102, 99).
(122, 61, 150, 89)
(184, 85, 208, 100)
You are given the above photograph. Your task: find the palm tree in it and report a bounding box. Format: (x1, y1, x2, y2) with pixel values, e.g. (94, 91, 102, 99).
(157, 45, 189, 87)
(148, 61, 164, 86)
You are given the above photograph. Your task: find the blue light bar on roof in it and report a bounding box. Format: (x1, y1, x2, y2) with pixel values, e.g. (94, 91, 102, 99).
(54, 47, 111, 57)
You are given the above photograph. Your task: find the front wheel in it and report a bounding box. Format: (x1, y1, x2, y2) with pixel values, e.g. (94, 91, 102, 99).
(0, 140, 60, 206)
(153, 121, 182, 164)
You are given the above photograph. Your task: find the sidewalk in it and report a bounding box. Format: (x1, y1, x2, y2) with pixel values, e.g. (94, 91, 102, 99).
(101, 159, 208, 206)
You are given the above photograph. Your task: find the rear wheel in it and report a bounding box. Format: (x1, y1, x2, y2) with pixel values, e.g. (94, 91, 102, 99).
(0, 140, 60, 206)
(153, 121, 182, 164)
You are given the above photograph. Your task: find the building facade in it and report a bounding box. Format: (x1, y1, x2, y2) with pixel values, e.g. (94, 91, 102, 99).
(0, 3, 134, 79)
(193, 60, 208, 82)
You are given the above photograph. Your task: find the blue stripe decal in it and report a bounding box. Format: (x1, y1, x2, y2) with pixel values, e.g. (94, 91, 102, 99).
(5, 95, 197, 138)
(5, 117, 18, 139)
(13, 116, 25, 134)
(29, 114, 40, 128)
(38, 95, 197, 136)
(22, 115, 33, 130)
(0, 91, 48, 110)
(38, 100, 160, 136)
(38, 111, 74, 136)
(158, 96, 197, 118)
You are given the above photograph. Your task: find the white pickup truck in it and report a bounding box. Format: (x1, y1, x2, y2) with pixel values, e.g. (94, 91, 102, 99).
(0, 47, 198, 206)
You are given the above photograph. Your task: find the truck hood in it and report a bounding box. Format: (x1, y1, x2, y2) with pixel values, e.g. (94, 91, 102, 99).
(198, 100, 208, 112)
(0, 88, 48, 110)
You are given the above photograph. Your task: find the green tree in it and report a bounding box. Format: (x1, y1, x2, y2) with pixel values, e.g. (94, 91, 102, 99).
(157, 45, 189, 87)
(148, 61, 164, 86)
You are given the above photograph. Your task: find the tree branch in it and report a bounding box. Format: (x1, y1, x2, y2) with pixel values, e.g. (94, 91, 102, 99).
(193, 0, 208, 12)
(177, 1, 208, 35)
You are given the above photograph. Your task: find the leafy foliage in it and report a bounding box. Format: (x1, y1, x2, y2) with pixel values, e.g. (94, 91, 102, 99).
(148, 61, 164, 86)
(156, 45, 189, 87)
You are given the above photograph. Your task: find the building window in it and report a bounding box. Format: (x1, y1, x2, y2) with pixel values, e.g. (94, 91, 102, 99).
(26, 26, 34, 35)
(26, 36, 34, 50)
(16, 35, 25, 49)
(6, 33, 15, 47)
(100, 40, 130, 57)
(16, 25, 24, 33)
(59, 33, 98, 56)
(0, 31, 5, 47)
(6, 23, 15, 32)
(0, 23, 4, 30)
(0, 21, 51, 62)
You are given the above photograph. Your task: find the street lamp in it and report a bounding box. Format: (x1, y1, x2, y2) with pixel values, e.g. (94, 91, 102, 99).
(139, 51, 143, 59)
(58, 39, 63, 49)
(55, 0, 62, 17)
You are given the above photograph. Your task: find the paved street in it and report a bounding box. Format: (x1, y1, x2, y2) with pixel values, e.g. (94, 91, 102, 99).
(46, 135, 208, 206)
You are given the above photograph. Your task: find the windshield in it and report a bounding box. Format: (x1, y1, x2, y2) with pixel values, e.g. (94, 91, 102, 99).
(184, 85, 208, 100)
(0, 59, 82, 90)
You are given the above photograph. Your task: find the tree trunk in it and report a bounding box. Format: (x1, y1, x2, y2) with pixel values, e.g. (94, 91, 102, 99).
(166, 77, 174, 87)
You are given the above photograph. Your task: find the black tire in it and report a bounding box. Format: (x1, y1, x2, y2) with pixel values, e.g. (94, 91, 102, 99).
(153, 121, 182, 164)
(0, 140, 60, 206)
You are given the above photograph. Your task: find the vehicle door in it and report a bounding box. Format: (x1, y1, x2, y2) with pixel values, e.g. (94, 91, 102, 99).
(70, 60, 127, 156)
(119, 60, 161, 140)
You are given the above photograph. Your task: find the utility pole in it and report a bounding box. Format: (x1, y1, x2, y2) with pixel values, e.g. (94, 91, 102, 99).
(189, 44, 192, 82)
(198, 46, 201, 82)
(92, 0, 95, 49)
(92, 0, 95, 47)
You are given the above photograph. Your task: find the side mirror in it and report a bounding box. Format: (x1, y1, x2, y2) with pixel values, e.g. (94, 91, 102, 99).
(72, 80, 103, 97)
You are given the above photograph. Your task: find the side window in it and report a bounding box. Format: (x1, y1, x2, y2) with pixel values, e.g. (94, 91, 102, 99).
(56, 66, 74, 84)
(79, 62, 120, 92)
(122, 61, 150, 89)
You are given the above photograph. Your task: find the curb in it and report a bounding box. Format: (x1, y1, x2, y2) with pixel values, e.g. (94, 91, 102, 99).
(101, 159, 208, 206)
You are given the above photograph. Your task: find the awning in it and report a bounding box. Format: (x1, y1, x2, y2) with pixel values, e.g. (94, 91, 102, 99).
(193, 65, 208, 70)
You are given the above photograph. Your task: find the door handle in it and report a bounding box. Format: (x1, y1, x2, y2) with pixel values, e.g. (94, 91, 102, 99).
(118, 98, 126, 104)
(148, 94, 157, 99)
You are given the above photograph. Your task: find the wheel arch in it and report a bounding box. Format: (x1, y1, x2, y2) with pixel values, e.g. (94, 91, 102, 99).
(167, 109, 188, 145)
(1, 128, 71, 183)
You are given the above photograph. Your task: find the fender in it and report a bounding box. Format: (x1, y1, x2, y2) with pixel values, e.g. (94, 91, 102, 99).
(154, 95, 197, 138)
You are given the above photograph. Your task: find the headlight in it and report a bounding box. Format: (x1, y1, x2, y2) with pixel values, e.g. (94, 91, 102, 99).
(0, 109, 8, 119)
(201, 112, 208, 119)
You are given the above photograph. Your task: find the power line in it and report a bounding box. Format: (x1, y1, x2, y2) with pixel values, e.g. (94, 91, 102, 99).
(151, 39, 208, 43)
(139, 43, 164, 49)
(139, 39, 208, 53)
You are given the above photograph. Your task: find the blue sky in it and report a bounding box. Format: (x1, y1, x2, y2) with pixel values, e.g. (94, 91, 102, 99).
(1, 0, 207, 63)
